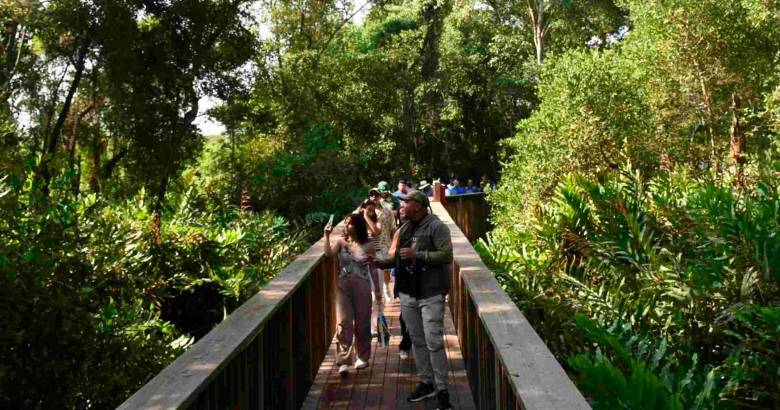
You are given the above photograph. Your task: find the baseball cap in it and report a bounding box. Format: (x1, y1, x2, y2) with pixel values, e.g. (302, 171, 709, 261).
(377, 181, 391, 193)
(369, 187, 380, 196)
(400, 189, 430, 207)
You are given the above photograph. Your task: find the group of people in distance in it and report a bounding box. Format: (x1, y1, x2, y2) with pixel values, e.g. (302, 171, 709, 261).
(391, 174, 497, 199)
(443, 174, 495, 196)
(323, 178, 458, 409)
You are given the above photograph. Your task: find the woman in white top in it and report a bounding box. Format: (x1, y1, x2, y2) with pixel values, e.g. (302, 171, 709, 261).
(367, 191, 397, 300)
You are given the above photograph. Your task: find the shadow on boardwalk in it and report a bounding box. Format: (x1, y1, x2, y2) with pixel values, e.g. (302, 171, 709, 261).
(302, 295, 476, 410)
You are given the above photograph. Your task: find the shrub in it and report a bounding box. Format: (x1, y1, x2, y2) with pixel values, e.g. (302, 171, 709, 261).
(479, 157, 780, 408)
(0, 160, 306, 408)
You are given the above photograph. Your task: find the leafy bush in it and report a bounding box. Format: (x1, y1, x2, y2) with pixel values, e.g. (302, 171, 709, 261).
(479, 157, 780, 408)
(201, 125, 370, 224)
(0, 160, 306, 408)
(490, 47, 659, 227)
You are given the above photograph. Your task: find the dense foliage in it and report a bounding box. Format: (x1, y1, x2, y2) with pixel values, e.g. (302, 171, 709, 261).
(0, 157, 306, 408)
(2, 2, 307, 407)
(3, 0, 780, 407)
(491, 0, 780, 225)
(481, 158, 780, 407)
(486, 0, 780, 408)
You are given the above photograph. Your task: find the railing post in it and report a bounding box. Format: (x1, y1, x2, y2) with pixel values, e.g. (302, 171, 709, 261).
(433, 180, 442, 202)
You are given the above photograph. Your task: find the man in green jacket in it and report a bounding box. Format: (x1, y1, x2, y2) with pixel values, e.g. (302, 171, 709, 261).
(379, 190, 453, 409)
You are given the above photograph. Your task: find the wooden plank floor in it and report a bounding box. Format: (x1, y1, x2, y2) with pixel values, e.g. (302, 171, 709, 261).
(302, 295, 476, 409)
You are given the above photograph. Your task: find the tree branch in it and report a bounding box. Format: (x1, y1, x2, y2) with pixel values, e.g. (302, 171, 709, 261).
(102, 147, 127, 180)
(309, 0, 374, 67)
(46, 26, 94, 156)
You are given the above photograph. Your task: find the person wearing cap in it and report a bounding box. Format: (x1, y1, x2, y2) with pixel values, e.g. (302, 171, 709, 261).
(378, 190, 453, 409)
(418, 180, 433, 197)
(377, 180, 400, 219)
(369, 188, 396, 301)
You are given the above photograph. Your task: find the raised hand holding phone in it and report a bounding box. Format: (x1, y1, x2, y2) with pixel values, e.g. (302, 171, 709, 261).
(323, 214, 334, 236)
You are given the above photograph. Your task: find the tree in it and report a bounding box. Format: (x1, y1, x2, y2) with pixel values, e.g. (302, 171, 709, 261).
(491, 46, 656, 225)
(483, 0, 626, 64)
(626, 0, 779, 178)
(98, 0, 257, 212)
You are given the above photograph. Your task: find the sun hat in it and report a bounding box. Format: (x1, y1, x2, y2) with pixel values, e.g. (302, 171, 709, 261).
(418, 180, 431, 189)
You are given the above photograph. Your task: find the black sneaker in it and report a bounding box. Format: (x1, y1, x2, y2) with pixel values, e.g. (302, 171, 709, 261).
(436, 389, 452, 410)
(407, 382, 436, 402)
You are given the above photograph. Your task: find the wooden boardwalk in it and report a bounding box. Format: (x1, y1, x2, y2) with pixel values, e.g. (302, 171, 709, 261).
(121, 196, 589, 410)
(302, 296, 476, 409)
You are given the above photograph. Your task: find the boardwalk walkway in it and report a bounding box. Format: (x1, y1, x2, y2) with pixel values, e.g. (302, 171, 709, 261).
(119, 194, 589, 410)
(302, 294, 476, 409)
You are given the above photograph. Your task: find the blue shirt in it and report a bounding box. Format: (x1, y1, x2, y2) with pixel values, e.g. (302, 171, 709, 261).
(448, 186, 467, 195)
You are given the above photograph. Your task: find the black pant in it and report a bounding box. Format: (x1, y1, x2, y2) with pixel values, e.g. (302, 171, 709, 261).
(399, 312, 412, 351)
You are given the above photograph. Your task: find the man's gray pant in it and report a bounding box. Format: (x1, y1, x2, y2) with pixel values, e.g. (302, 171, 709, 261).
(399, 292, 448, 391)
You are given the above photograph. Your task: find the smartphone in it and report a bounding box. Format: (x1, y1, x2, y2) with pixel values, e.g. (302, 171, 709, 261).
(325, 214, 334, 230)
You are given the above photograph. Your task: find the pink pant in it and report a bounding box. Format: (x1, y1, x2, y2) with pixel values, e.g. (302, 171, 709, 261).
(336, 274, 373, 365)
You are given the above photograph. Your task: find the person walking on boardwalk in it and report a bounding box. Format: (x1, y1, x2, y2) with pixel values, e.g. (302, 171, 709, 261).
(368, 190, 396, 301)
(375, 181, 413, 357)
(360, 198, 389, 338)
(380, 190, 453, 409)
(377, 180, 401, 224)
(324, 213, 382, 375)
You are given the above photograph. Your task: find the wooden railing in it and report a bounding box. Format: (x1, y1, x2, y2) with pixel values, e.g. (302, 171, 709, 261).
(440, 192, 491, 242)
(121, 199, 590, 410)
(430, 181, 491, 242)
(118, 224, 342, 410)
(431, 201, 590, 410)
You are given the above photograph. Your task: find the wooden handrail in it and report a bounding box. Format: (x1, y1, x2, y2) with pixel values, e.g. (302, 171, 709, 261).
(431, 201, 590, 410)
(436, 191, 491, 242)
(118, 222, 344, 410)
(120, 200, 589, 410)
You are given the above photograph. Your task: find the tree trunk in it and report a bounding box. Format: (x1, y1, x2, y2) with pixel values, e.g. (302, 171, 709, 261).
(45, 34, 92, 157)
(692, 58, 717, 169)
(729, 92, 746, 187)
(402, 86, 417, 161)
(35, 28, 93, 199)
(419, 0, 447, 173)
(1, 22, 22, 119)
(528, 0, 548, 65)
(89, 134, 102, 193)
(102, 147, 127, 181)
(67, 102, 96, 193)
